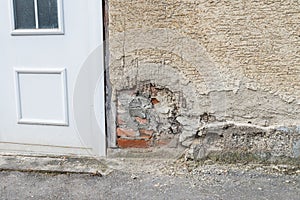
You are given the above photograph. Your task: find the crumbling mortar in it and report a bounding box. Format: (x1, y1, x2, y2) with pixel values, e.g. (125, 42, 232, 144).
(185, 122, 300, 160)
(117, 83, 185, 146)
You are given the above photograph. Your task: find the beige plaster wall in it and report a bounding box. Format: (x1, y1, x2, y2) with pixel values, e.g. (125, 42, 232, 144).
(107, 0, 300, 158)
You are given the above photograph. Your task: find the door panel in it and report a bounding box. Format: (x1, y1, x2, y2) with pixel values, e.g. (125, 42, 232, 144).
(0, 0, 106, 156)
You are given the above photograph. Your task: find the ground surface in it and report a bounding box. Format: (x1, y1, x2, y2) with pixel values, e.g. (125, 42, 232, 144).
(0, 158, 299, 200)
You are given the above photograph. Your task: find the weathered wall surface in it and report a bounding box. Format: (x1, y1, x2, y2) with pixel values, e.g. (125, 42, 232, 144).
(107, 0, 300, 161)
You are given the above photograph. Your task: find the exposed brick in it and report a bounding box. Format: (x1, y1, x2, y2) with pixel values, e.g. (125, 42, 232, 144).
(139, 129, 154, 136)
(116, 128, 137, 137)
(151, 98, 160, 105)
(135, 117, 148, 124)
(117, 138, 150, 148)
(139, 135, 152, 140)
(117, 116, 125, 125)
(156, 140, 169, 146)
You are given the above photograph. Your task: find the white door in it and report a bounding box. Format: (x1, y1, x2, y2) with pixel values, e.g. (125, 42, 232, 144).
(0, 0, 106, 156)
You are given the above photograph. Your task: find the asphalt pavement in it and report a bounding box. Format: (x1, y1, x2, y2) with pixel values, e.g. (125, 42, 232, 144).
(0, 157, 299, 200)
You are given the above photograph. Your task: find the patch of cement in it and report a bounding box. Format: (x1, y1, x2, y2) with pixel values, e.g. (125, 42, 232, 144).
(0, 154, 112, 175)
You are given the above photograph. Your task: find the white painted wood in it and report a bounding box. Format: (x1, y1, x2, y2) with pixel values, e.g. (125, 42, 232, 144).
(0, 0, 106, 156)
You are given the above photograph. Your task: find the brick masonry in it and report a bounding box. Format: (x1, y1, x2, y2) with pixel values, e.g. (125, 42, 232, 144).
(107, 0, 300, 160)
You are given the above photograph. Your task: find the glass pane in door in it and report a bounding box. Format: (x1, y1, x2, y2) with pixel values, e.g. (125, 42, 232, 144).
(37, 0, 58, 29)
(13, 0, 36, 29)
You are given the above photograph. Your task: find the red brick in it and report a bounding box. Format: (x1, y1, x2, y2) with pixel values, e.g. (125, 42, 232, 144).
(139, 135, 152, 139)
(151, 98, 160, 105)
(117, 138, 150, 148)
(117, 128, 136, 137)
(150, 86, 158, 96)
(156, 140, 169, 146)
(139, 129, 154, 136)
(135, 117, 148, 124)
(117, 116, 125, 125)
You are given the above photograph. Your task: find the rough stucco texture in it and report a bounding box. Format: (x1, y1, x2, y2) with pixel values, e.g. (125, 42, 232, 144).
(108, 0, 300, 160)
